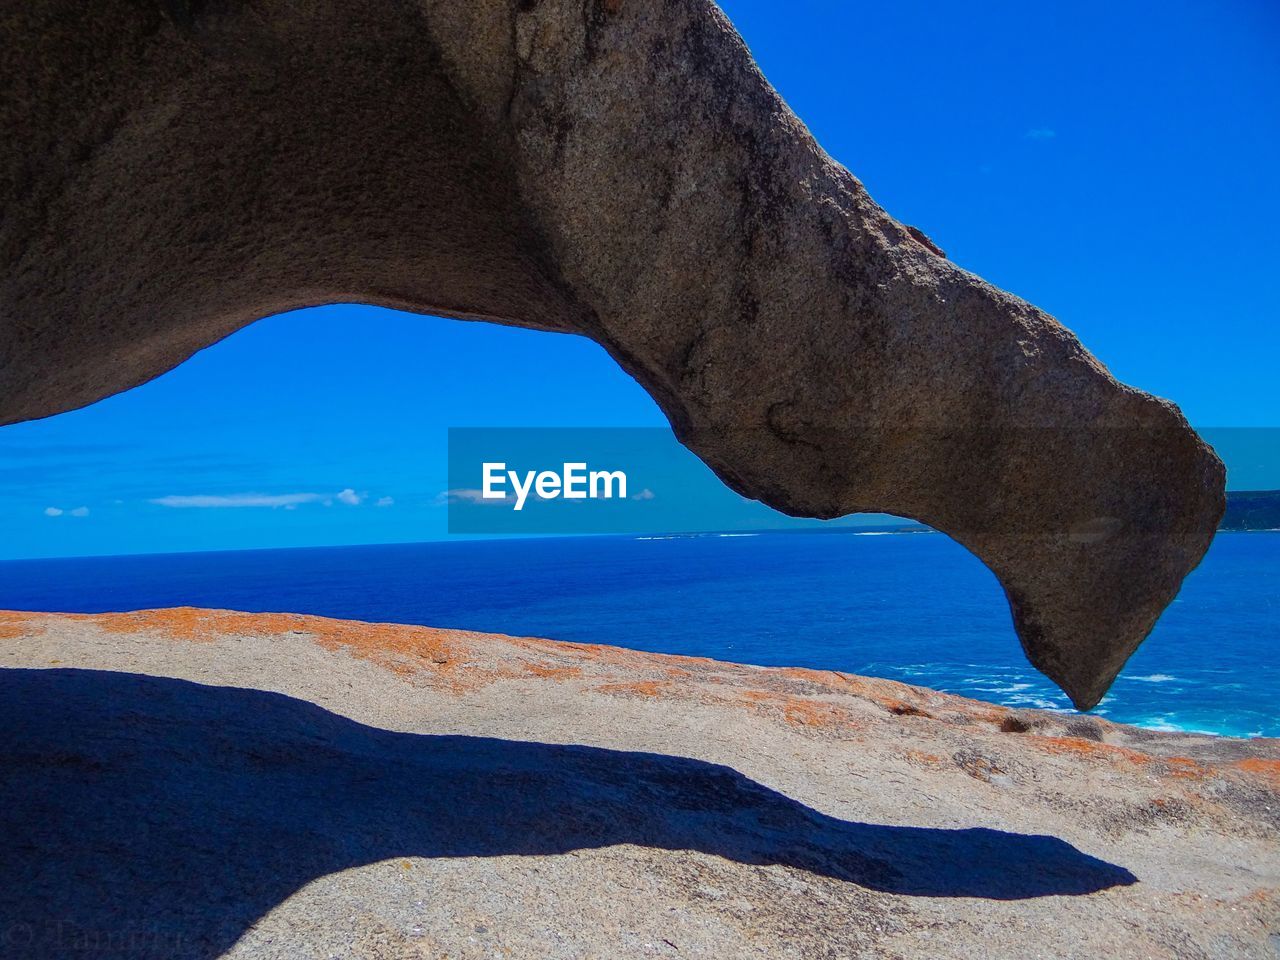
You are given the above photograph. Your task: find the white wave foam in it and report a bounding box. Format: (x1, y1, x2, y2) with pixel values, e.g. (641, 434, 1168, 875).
(1130, 714, 1226, 736)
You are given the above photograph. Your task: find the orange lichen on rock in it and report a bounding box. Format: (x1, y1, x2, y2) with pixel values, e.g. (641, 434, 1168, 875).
(595, 680, 672, 699)
(1162, 756, 1209, 781)
(77, 608, 471, 686)
(780, 698, 854, 728)
(719, 688, 859, 729)
(505, 633, 715, 671)
(1232, 758, 1280, 782)
(904, 750, 947, 766)
(779, 665, 1006, 725)
(781, 666, 900, 701)
(591, 676, 861, 731)
(1238, 887, 1277, 905)
(1026, 738, 1225, 785)
(0, 611, 36, 639)
(522, 663, 584, 681)
(1030, 736, 1155, 767)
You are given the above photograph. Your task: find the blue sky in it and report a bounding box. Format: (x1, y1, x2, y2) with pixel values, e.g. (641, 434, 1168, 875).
(2, 0, 1277, 560)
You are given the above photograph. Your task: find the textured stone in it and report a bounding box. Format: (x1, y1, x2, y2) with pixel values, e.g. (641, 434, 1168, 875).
(0, 1, 1224, 707)
(2, 610, 1277, 960)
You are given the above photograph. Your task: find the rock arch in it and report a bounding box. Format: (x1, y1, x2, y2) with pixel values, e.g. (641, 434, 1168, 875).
(0, 0, 1224, 707)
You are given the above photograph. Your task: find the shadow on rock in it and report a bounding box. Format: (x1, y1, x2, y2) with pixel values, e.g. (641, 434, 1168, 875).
(0, 669, 1136, 958)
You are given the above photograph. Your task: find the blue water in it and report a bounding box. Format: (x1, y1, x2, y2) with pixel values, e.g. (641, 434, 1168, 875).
(0, 531, 1275, 737)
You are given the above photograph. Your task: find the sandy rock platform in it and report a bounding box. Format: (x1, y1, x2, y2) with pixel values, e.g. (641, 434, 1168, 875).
(1, 608, 1277, 959)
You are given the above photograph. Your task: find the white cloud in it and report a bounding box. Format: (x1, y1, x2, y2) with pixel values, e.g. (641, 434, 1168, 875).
(150, 489, 367, 509)
(44, 505, 89, 517)
(1025, 127, 1056, 141)
(630, 488, 656, 501)
(44, 507, 63, 517)
(150, 493, 326, 509)
(436, 488, 516, 506)
(376, 496, 394, 507)
(69, 506, 90, 517)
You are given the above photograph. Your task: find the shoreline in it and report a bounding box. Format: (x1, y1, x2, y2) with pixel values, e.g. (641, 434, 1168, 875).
(3, 606, 1277, 755)
(0, 604, 1272, 741)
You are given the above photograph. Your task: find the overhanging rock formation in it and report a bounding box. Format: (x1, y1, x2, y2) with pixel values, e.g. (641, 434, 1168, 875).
(0, 0, 1224, 708)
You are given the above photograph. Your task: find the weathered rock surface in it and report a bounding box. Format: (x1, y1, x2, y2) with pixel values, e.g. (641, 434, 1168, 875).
(1, 609, 1276, 959)
(0, 1, 1224, 705)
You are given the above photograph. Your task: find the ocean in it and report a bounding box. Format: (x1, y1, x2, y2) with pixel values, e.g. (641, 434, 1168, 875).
(0, 530, 1275, 737)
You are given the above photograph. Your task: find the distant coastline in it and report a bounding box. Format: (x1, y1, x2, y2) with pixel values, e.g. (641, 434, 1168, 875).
(1221, 490, 1280, 531)
(826, 491, 1280, 535)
